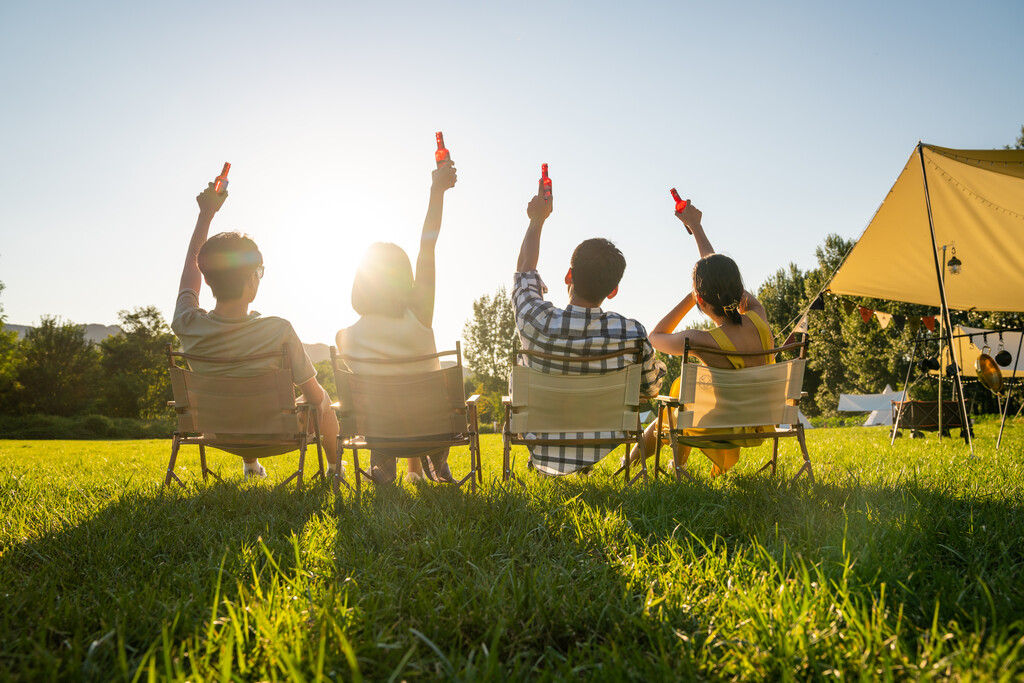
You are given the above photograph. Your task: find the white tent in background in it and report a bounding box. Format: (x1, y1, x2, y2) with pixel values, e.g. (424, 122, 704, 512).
(838, 385, 906, 426)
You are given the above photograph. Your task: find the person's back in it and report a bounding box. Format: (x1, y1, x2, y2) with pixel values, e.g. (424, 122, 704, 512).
(173, 179, 339, 478)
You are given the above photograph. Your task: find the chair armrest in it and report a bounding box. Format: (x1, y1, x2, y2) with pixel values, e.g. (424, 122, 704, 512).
(167, 401, 176, 407)
(654, 395, 680, 406)
(466, 394, 481, 405)
(502, 396, 511, 406)
(800, 392, 808, 399)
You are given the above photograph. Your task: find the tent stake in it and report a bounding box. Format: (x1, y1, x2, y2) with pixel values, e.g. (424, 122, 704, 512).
(917, 143, 974, 456)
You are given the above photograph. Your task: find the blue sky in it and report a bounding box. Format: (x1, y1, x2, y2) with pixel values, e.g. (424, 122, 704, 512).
(1, 1, 1022, 348)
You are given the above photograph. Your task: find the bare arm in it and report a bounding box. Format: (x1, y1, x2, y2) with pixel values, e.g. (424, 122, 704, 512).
(179, 183, 227, 293)
(410, 161, 457, 327)
(648, 292, 707, 355)
(517, 181, 553, 272)
(676, 202, 715, 258)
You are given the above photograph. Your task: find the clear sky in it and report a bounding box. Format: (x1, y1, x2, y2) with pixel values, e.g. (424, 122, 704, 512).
(1, 1, 1022, 349)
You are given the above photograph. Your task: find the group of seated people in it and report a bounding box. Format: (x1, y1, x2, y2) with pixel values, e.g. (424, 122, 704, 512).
(174, 154, 776, 484)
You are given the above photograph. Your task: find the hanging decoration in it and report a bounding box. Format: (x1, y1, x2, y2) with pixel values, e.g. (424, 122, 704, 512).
(875, 311, 893, 329)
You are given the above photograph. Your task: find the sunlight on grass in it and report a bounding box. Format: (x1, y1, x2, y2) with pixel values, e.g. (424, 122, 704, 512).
(2, 420, 1024, 679)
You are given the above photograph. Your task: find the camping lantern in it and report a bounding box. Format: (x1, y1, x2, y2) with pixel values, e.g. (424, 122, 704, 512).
(946, 246, 962, 275)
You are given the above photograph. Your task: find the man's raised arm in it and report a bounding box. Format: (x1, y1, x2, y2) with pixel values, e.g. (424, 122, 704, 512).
(179, 184, 227, 293)
(517, 181, 553, 273)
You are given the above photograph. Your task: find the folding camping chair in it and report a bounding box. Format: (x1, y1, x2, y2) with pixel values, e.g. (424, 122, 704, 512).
(331, 342, 481, 501)
(164, 344, 325, 489)
(501, 341, 649, 486)
(654, 338, 813, 483)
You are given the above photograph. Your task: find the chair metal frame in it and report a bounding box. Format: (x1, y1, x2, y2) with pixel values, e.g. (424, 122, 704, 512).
(330, 341, 481, 501)
(654, 337, 814, 483)
(164, 344, 325, 489)
(501, 341, 649, 486)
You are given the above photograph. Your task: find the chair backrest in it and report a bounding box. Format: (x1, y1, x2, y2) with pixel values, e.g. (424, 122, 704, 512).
(675, 357, 806, 430)
(167, 345, 302, 436)
(332, 346, 469, 439)
(508, 341, 644, 434)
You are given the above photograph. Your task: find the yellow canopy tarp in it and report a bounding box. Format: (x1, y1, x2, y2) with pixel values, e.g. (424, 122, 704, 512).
(829, 144, 1024, 311)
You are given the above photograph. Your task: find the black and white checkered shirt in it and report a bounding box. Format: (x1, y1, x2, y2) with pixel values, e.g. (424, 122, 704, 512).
(511, 271, 666, 476)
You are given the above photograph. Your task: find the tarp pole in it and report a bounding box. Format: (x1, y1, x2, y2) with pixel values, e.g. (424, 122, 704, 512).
(891, 328, 920, 445)
(996, 330, 1024, 449)
(917, 143, 974, 455)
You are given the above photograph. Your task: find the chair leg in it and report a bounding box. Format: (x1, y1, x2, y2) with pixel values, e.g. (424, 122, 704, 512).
(475, 433, 483, 486)
(758, 438, 780, 476)
(199, 444, 209, 482)
(297, 440, 306, 490)
(502, 428, 511, 482)
(353, 448, 362, 504)
(165, 434, 185, 488)
(792, 426, 815, 484)
(313, 411, 325, 480)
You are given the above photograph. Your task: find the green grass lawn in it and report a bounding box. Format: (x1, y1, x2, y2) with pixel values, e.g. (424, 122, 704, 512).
(2, 421, 1024, 681)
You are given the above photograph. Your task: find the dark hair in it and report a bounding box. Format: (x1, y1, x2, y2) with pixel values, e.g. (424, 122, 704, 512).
(198, 232, 263, 301)
(351, 242, 415, 317)
(569, 238, 626, 302)
(692, 253, 744, 325)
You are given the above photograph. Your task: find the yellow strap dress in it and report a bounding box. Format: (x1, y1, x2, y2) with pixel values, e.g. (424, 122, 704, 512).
(668, 311, 775, 448)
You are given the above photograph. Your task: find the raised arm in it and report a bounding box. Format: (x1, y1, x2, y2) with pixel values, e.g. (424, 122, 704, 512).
(517, 181, 553, 272)
(410, 160, 457, 328)
(647, 292, 707, 355)
(179, 183, 227, 293)
(676, 202, 716, 258)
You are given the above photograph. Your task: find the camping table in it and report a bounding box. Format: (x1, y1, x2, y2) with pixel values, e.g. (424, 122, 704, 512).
(891, 400, 972, 441)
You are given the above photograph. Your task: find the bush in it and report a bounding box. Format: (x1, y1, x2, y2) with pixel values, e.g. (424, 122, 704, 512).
(0, 413, 174, 440)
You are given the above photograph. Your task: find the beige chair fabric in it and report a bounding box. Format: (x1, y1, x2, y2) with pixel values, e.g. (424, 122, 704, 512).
(502, 342, 648, 486)
(335, 365, 469, 440)
(657, 342, 813, 483)
(165, 345, 323, 489)
(508, 364, 641, 434)
(331, 344, 481, 500)
(675, 359, 806, 430)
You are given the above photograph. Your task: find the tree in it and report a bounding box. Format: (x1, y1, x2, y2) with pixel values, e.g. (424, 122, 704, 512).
(462, 286, 517, 394)
(1006, 123, 1024, 150)
(17, 316, 101, 416)
(98, 306, 176, 418)
(0, 281, 24, 411)
(758, 263, 808, 336)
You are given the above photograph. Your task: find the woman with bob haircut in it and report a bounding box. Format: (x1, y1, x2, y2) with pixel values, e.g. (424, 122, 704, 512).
(630, 201, 775, 476)
(336, 158, 457, 484)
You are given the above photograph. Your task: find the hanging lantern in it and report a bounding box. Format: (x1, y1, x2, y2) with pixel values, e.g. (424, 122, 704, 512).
(946, 245, 962, 275)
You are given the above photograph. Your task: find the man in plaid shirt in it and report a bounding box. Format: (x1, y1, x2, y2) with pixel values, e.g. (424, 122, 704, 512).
(511, 184, 665, 476)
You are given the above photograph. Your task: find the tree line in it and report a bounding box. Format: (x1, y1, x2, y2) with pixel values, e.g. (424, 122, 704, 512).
(0, 281, 176, 420)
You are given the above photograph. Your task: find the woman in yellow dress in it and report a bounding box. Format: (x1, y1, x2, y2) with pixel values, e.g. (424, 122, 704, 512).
(634, 201, 775, 475)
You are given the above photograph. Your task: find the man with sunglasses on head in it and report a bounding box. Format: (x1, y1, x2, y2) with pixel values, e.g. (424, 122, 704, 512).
(172, 182, 340, 479)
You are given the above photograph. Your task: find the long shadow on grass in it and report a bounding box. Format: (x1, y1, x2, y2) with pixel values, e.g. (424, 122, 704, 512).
(0, 478, 331, 679)
(329, 467, 1024, 679)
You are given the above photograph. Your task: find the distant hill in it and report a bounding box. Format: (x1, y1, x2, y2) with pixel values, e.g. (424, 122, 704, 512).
(4, 323, 122, 344)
